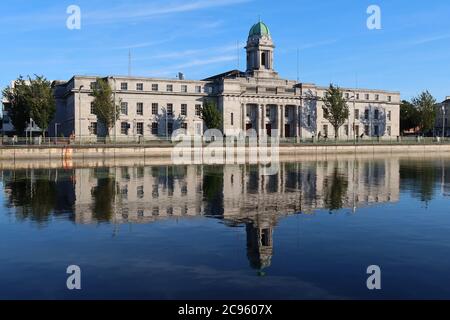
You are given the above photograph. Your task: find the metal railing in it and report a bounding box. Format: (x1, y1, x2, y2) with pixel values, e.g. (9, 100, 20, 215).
(1, 135, 450, 147)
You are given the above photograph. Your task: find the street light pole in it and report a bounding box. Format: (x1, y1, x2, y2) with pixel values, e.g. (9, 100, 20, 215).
(113, 77, 117, 143)
(55, 123, 59, 141)
(78, 85, 84, 144)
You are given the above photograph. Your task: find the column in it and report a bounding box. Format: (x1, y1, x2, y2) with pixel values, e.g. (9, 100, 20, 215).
(280, 105, 285, 138)
(294, 106, 298, 141)
(257, 104, 262, 137)
(241, 104, 246, 133)
(261, 104, 266, 137)
(277, 105, 282, 138)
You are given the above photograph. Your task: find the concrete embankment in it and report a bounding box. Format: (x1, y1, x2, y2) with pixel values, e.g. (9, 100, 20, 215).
(1, 143, 450, 161)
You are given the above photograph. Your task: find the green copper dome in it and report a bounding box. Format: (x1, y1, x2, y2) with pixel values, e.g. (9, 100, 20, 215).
(249, 21, 270, 38)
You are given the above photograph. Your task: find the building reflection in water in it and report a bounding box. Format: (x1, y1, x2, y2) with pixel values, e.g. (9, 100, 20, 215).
(1, 157, 450, 273)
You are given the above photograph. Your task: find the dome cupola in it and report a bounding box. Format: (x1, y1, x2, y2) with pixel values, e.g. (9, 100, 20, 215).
(249, 21, 271, 39)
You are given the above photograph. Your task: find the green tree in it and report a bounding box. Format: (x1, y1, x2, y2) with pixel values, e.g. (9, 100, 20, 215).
(201, 99, 223, 130)
(29, 76, 56, 137)
(90, 78, 120, 136)
(412, 91, 437, 134)
(400, 100, 420, 133)
(2, 75, 55, 136)
(322, 84, 349, 139)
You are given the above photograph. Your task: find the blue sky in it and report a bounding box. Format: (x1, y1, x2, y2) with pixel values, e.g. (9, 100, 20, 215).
(1, 0, 449, 101)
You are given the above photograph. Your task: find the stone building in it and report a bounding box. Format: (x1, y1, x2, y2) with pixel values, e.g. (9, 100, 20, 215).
(50, 21, 401, 140)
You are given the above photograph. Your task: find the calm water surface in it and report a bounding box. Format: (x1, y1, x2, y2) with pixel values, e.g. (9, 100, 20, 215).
(1, 156, 450, 299)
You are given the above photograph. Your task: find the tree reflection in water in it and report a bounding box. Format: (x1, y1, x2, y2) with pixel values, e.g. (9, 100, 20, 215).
(91, 168, 117, 223)
(324, 165, 349, 212)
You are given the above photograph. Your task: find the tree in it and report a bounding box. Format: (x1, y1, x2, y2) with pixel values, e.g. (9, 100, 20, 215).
(2, 75, 55, 136)
(201, 99, 223, 130)
(28, 76, 56, 137)
(90, 78, 120, 136)
(322, 84, 349, 139)
(400, 100, 420, 133)
(412, 91, 437, 135)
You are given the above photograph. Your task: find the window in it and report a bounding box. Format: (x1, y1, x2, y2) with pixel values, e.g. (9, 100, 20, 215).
(121, 82, 128, 90)
(344, 125, 349, 136)
(388, 96, 392, 102)
(375, 94, 380, 101)
(374, 125, 379, 136)
(195, 86, 202, 93)
(364, 109, 369, 120)
(136, 122, 144, 135)
(266, 106, 270, 118)
(152, 84, 158, 91)
(181, 104, 187, 116)
(355, 109, 360, 119)
(121, 102, 128, 115)
(137, 186, 144, 199)
(374, 109, 379, 120)
(152, 103, 158, 115)
(231, 113, 234, 126)
(89, 122, 97, 135)
(364, 125, 370, 135)
(356, 93, 360, 100)
(195, 104, 202, 116)
(136, 102, 144, 116)
(307, 115, 311, 127)
(387, 111, 392, 121)
(121, 122, 129, 135)
(90, 102, 95, 115)
(285, 108, 289, 118)
(345, 93, 350, 99)
(136, 83, 144, 91)
(167, 84, 173, 92)
(168, 123, 173, 135)
(181, 85, 188, 93)
(151, 122, 158, 135)
(387, 126, 392, 136)
(181, 123, 188, 130)
(167, 104, 173, 116)
(90, 82, 97, 90)
(365, 94, 370, 100)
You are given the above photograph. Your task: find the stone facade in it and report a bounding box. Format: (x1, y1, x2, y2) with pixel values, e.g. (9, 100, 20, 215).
(50, 21, 401, 141)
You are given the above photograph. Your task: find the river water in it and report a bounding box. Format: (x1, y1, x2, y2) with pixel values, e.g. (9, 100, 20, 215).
(0, 155, 449, 299)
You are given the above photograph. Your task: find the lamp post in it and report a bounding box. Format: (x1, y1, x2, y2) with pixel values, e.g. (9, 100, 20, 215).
(442, 105, 446, 140)
(112, 77, 117, 143)
(347, 93, 356, 142)
(54, 123, 60, 143)
(78, 85, 84, 144)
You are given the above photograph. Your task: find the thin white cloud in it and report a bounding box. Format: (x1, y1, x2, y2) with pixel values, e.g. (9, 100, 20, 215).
(135, 43, 244, 61)
(148, 55, 236, 76)
(85, 0, 252, 24)
(298, 39, 339, 51)
(407, 34, 450, 46)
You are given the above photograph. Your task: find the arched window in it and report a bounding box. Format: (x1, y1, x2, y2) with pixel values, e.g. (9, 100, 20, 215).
(261, 52, 267, 68)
